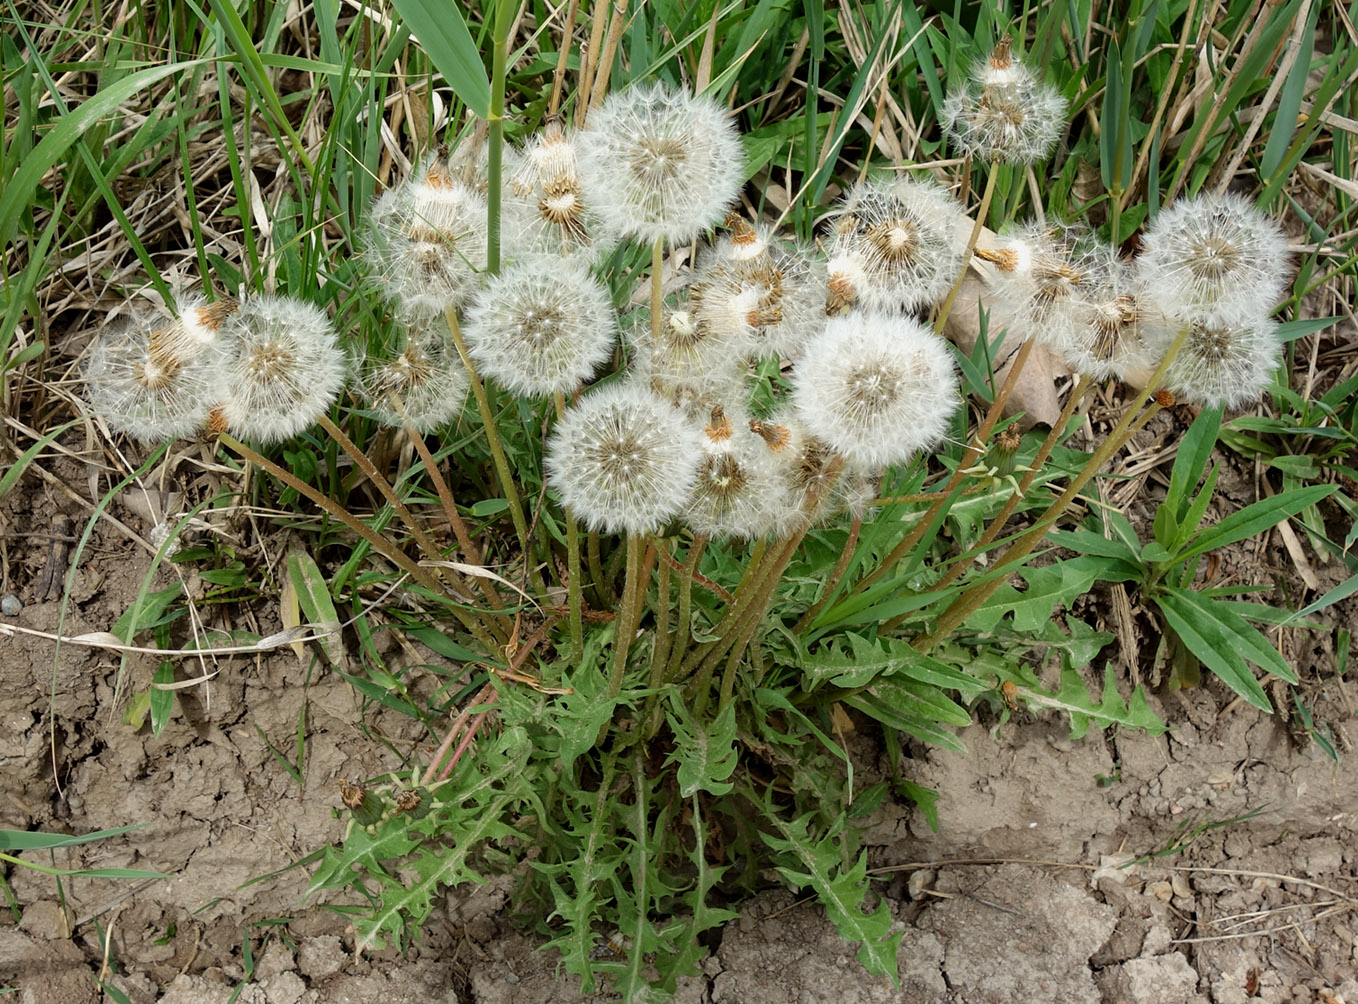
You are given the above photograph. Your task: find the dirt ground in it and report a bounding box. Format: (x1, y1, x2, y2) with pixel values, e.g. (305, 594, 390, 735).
(2, 456, 1357, 1004)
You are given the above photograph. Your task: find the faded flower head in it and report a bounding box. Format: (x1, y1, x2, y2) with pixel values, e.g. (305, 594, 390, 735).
(1137, 191, 1290, 314)
(462, 255, 616, 397)
(216, 295, 347, 443)
(577, 82, 744, 246)
(546, 382, 703, 535)
(504, 119, 614, 262)
(1152, 305, 1281, 409)
(685, 405, 790, 540)
(791, 313, 958, 469)
(365, 154, 488, 313)
(941, 38, 1068, 163)
(363, 315, 469, 432)
(825, 176, 967, 314)
(85, 296, 236, 442)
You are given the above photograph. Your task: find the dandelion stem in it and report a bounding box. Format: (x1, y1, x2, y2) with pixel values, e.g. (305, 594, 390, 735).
(444, 308, 536, 586)
(402, 420, 514, 643)
(849, 337, 1034, 601)
(554, 391, 584, 665)
(576, 0, 611, 127)
(915, 331, 1189, 649)
(792, 514, 861, 634)
(881, 373, 1092, 633)
(218, 433, 497, 651)
(486, 0, 515, 277)
(642, 541, 674, 737)
(588, 0, 630, 111)
(666, 534, 707, 684)
(933, 160, 999, 335)
(607, 531, 645, 699)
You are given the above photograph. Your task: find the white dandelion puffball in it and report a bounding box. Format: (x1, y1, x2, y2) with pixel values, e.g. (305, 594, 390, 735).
(363, 314, 469, 432)
(577, 81, 744, 246)
(685, 406, 789, 540)
(85, 304, 230, 442)
(1137, 191, 1290, 314)
(825, 177, 968, 313)
(364, 155, 488, 312)
(217, 295, 348, 443)
(462, 255, 617, 397)
(791, 313, 958, 469)
(1152, 305, 1281, 410)
(546, 382, 703, 535)
(941, 39, 1067, 163)
(503, 120, 615, 263)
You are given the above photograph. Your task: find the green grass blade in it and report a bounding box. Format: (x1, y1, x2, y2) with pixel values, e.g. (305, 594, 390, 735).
(387, 0, 491, 118)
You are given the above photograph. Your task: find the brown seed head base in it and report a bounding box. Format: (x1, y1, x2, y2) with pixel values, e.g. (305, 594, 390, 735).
(1155, 389, 1176, 408)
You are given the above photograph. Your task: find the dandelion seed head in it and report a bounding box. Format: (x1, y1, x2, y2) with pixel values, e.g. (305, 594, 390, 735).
(1137, 191, 1289, 314)
(1153, 305, 1280, 409)
(364, 314, 469, 432)
(217, 295, 348, 443)
(546, 382, 703, 535)
(577, 82, 744, 246)
(791, 313, 958, 469)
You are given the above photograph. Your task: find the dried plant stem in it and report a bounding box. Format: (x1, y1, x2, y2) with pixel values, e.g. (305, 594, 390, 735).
(218, 433, 496, 649)
(792, 514, 861, 634)
(934, 160, 999, 335)
(607, 532, 645, 699)
(554, 391, 584, 664)
(642, 543, 674, 737)
(547, 0, 582, 117)
(575, 0, 611, 127)
(444, 308, 535, 585)
(588, 0, 630, 111)
(915, 334, 1188, 650)
(651, 237, 664, 346)
(715, 532, 804, 713)
(680, 537, 765, 687)
(850, 337, 1035, 601)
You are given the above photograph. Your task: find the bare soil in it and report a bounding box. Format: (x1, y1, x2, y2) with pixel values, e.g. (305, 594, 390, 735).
(2, 448, 1356, 1004)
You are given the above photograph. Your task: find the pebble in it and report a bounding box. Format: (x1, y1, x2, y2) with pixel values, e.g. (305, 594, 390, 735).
(1, 594, 21, 616)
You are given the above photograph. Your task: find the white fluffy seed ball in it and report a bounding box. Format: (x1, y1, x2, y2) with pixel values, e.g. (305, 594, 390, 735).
(546, 382, 703, 535)
(1137, 191, 1290, 314)
(791, 314, 958, 469)
(462, 255, 617, 397)
(1153, 305, 1281, 410)
(217, 295, 348, 444)
(577, 81, 744, 247)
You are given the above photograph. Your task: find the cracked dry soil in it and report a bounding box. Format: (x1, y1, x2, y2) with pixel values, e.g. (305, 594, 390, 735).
(2, 472, 1357, 1004)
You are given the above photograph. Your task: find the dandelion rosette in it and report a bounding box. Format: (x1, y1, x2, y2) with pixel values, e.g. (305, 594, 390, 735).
(462, 255, 617, 398)
(825, 177, 967, 313)
(1136, 191, 1290, 314)
(217, 294, 348, 444)
(577, 82, 744, 246)
(791, 313, 958, 470)
(546, 382, 703, 535)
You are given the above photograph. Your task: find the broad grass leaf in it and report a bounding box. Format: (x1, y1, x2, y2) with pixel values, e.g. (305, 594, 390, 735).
(387, 0, 491, 118)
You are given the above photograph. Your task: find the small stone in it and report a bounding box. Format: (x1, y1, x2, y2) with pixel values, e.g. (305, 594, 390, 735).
(1, 594, 21, 616)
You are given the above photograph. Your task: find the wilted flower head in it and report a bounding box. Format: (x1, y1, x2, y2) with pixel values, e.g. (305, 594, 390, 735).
(825, 177, 967, 313)
(695, 218, 826, 360)
(462, 255, 616, 397)
(365, 154, 488, 312)
(685, 405, 789, 540)
(1137, 191, 1290, 314)
(85, 296, 236, 442)
(791, 313, 958, 469)
(979, 223, 1108, 336)
(577, 82, 744, 246)
(504, 119, 613, 262)
(751, 411, 877, 526)
(941, 37, 1068, 163)
(363, 315, 469, 432)
(1151, 305, 1281, 409)
(216, 295, 347, 443)
(546, 382, 703, 535)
